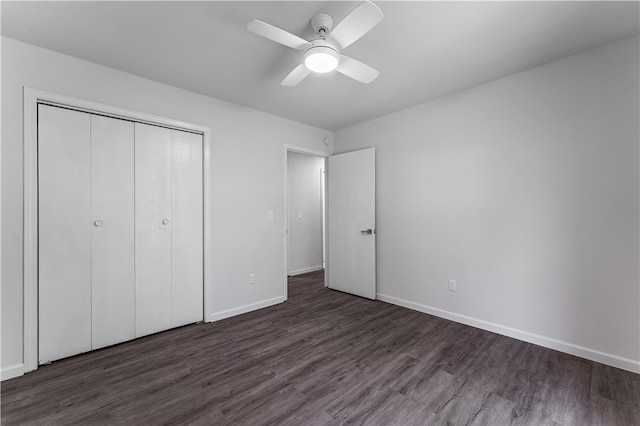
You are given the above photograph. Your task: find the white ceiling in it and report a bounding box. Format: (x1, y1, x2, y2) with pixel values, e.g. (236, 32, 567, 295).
(2, 1, 638, 131)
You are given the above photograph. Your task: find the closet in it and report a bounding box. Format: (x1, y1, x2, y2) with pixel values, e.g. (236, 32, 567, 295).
(38, 104, 203, 364)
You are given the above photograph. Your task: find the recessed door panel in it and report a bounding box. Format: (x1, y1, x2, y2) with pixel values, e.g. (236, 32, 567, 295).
(91, 115, 135, 349)
(38, 105, 92, 363)
(135, 123, 173, 337)
(171, 130, 204, 327)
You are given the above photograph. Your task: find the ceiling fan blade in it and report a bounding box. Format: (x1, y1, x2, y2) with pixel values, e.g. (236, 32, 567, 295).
(326, 1, 383, 50)
(336, 55, 379, 84)
(247, 19, 312, 51)
(281, 63, 312, 86)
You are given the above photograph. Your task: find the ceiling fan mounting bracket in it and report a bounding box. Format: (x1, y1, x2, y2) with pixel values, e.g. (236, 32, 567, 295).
(310, 13, 334, 36)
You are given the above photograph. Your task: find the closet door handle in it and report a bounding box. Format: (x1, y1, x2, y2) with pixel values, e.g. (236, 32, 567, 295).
(93, 220, 103, 227)
(162, 219, 170, 225)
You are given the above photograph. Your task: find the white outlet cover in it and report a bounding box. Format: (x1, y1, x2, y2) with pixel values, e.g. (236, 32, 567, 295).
(267, 211, 274, 221)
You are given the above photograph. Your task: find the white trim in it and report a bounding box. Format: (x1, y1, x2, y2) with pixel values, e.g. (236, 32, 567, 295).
(203, 127, 213, 325)
(1, 364, 25, 381)
(283, 145, 328, 158)
(283, 144, 329, 301)
(23, 89, 39, 373)
(209, 296, 284, 322)
(0, 36, 3, 383)
(377, 293, 640, 374)
(288, 266, 324, 276)
(22, 87, 213, 375)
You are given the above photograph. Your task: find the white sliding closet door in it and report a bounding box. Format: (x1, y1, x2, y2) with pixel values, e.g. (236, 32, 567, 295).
(135, 124, 204, 336)
(39, 105, 92, 363)
(135, 123, 173, 337)
(39, 105, 203, 361)
(91, 115, 135, 350)
(171, 130, 204, 327)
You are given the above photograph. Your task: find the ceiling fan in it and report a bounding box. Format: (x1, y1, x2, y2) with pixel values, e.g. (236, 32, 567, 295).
(247, 1, 384, 86)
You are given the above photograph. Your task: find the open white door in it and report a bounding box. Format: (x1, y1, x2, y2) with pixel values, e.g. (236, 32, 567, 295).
(327, 148, 376, 299)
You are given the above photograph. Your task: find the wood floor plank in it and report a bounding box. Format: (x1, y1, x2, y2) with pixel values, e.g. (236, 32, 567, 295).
(2, 270, 639, 425)
(360, 389, 431, 425)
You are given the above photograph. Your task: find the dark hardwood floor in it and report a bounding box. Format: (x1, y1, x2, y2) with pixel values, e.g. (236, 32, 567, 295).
(2, 270, 639, 425)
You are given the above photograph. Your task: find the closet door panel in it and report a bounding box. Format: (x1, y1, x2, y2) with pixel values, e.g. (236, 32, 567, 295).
(171, 130, 204, 327)
(91, 115, 135, 349)
(38, 105, 92, 363)
(135, 123, 173, 337)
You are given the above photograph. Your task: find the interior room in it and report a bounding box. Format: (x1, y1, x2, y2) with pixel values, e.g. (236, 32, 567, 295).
(1, 1, 639, 424)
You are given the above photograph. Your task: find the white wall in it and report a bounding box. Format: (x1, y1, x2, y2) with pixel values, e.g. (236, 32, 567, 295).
(287, 152, 325, 275)
(335, 36, 640, 373)
(1, 37, 334, 379)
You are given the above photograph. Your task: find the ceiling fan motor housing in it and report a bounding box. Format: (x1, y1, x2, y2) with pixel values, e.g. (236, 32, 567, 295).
(311, 13, 334, 36)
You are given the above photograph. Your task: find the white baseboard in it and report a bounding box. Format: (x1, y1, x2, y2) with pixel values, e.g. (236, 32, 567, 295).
(288, 265, 323, 276)
(209, 296, 284, 322)
(377, 293, 640, 374)
(1, 363, 25, 381)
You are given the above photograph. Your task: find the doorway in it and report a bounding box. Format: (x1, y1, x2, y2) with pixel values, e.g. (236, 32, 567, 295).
(284, 147, 328, 299)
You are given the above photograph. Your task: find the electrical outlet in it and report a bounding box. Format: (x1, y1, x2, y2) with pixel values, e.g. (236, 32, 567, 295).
(267, 211, 274, 221)
(448, 279, 457, 292)
(249, 273, 256, 285)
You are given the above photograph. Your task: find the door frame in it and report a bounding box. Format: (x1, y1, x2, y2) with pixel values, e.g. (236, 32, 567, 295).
(23, 87, 213, 373)
(283, 145, 329, 300)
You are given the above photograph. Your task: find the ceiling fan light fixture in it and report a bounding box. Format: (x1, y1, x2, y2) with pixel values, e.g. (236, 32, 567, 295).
(304, 46, 339, 73)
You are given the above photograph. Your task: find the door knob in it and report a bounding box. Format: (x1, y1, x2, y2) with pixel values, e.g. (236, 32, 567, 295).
(360, 228, 374, 235)
(93, 220, 103, 227)
(162, 219, 170, 225)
